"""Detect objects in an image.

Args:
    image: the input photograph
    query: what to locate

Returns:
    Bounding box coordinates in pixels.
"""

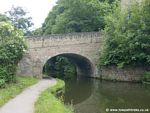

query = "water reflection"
[96,80,150,113]
[64,78,150,113]
[64,78,93,104]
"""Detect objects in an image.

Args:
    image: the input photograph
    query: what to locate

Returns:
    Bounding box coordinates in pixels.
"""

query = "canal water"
[64,78,150,113]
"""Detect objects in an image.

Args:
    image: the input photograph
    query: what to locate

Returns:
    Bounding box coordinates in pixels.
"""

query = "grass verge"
[35,79,74,113]
[0,76,38,107]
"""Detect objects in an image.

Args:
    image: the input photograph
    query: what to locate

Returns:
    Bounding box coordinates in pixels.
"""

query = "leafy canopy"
[34,0,115,35]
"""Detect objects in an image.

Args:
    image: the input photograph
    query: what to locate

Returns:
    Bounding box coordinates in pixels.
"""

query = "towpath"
[0,78,56,113]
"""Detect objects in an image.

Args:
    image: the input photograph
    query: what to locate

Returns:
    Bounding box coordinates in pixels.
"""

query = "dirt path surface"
[0,78,56,113]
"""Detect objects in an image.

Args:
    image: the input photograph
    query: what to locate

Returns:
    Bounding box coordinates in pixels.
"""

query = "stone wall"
[27,32,101,49]
[97,66,150,82]
[17,53,33,76]
[26,32,102,65]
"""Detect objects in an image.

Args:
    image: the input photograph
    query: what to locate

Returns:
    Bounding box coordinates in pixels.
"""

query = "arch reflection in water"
[64,78,93,105]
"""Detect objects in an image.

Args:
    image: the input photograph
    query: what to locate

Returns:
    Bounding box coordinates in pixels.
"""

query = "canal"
[64,78,150,113]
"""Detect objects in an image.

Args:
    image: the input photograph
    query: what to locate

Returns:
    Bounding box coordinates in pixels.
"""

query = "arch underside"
[44,53,94,77]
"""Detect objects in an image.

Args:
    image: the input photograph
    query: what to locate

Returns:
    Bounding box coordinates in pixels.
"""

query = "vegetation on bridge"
[33,0,119,80]
[34,0,150,81]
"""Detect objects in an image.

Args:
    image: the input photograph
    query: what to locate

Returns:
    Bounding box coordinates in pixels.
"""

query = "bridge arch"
[17,32,102,78]
[43,53,94,77]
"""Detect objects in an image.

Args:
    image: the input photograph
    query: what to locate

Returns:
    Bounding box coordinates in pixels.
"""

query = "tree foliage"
[100,0,150,67]
[5,6,34,35]
[0,21,27,86]
[34,0,115,35]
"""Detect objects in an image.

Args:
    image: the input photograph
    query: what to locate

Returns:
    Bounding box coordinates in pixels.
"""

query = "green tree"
[100,0,150,67]
[32,27,43,36]
[37,0,115,35]
[5,6,34,35]
[0,21,26,86]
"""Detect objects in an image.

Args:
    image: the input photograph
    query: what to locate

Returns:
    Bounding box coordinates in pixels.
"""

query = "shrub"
[0,79,6,88]
[100,0,150,67]
[0,67,7,80]
[0,21,26,85]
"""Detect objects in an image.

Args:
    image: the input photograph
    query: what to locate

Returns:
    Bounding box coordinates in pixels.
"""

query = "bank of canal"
[64,78,150,113]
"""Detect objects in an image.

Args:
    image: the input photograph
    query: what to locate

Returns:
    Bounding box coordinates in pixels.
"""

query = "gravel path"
[0,78,56,113]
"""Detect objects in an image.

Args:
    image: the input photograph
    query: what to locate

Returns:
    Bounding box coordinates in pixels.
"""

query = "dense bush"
[100,0,150,68]
[0,21,26,86]
[0,79,6,88]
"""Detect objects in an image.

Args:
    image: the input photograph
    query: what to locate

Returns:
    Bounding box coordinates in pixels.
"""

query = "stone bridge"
[17,32,103,78]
